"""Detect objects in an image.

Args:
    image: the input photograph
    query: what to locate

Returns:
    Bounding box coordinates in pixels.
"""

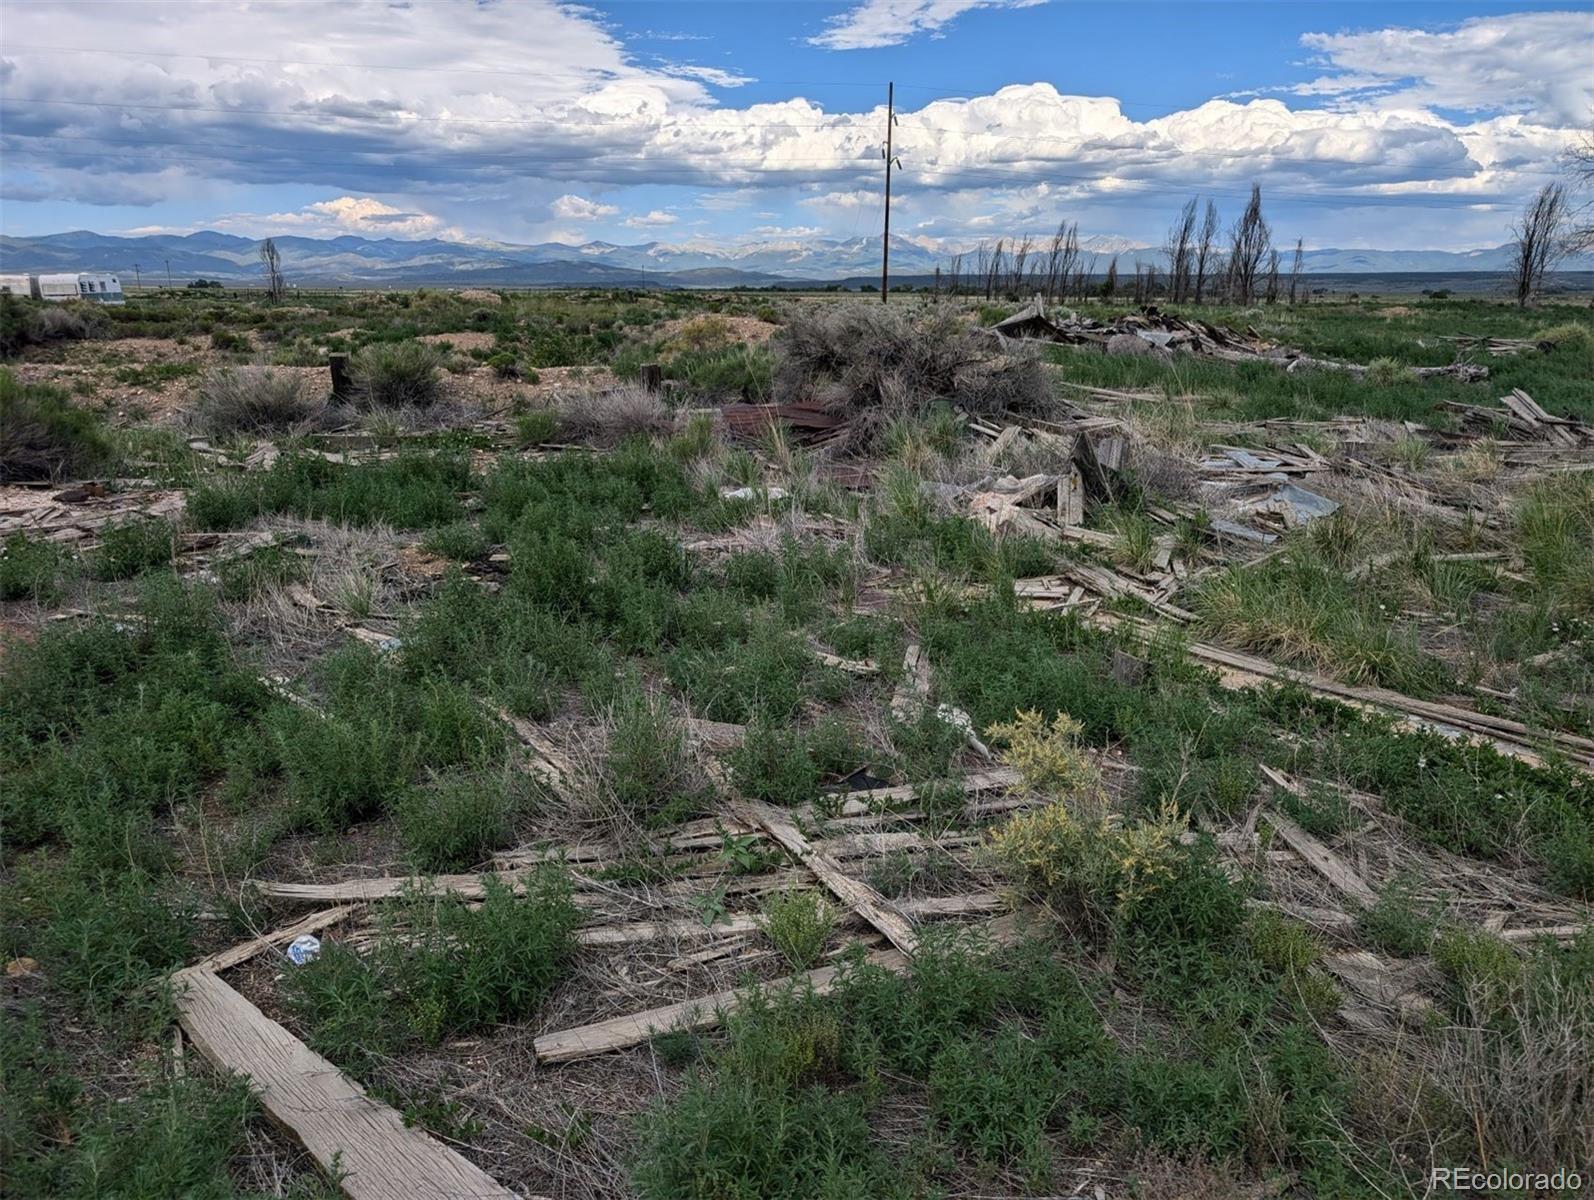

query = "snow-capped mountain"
[2,229,1587,286]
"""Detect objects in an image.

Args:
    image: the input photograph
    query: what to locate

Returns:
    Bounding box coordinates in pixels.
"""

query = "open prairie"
[3,282,1593,1198]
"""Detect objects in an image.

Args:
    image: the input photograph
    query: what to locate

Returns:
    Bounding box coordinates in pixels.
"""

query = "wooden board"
[190,905,361,975]
[729,797,919,955]
[534,948,909,1063]
[1260,810,1379,909]
[174,968,521,1200]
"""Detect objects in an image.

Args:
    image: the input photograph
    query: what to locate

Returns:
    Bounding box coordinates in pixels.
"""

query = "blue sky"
[1,1,1590,253]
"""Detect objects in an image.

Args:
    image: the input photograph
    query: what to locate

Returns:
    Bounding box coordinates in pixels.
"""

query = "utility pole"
[133,264,142,290]
[164,258,173,289]
[880,81,897,303]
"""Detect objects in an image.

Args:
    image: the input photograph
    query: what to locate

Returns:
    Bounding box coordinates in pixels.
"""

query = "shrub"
[0,532,68,603]
[396,769,523,872]
[1356,874,1444,956]
[209,327,252,352]
[214,541,303,600]
[514,408,560,446]
[775,303,1048,452]
[286,873,578,1070]
[760,891,837,969]
[351,340,444,409]
[988,800,1191,937]
[1537,321,1594,356]
[90,517,175,580]
[192,365,327,435]
[0,369,116,482]
[985,709,1100,797]
[1363,357,1411,386]
[556,384,673,447]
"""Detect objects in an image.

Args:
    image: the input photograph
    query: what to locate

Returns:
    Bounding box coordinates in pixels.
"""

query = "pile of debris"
[991,300,1490,382]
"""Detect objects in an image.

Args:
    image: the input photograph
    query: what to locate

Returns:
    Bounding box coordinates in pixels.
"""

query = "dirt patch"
[652,314,779,346]
[1375,305,1417,317]
[417,331,497,354]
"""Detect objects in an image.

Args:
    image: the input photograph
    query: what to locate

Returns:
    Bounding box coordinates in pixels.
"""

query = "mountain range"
[2,229,1589,288]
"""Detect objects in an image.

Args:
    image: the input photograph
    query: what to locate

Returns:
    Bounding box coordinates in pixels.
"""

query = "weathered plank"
[729,796,919,955]
[254,871,606,905]
[175,969,520,1200]
[535,947,909,1063]
[190,905,361,975]
[1260,809,1379,909]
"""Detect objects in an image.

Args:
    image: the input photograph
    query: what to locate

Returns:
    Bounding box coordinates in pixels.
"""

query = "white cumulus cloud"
[551,195,620,220]
[1294,11,1594,125]
[623,210,678,228]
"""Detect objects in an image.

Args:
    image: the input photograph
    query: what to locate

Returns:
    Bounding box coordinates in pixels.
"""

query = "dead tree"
[1102,255,1118,299]
[1194,200,1219,303]
[1165,198,1198,303]
[1009,235,1032,298]
[259,237,285,301]
[1263,249,1280,304]
[1227,184,1271,306]
[1563,131,1594,254]
[947,253,963,296]
[1511,182,1570,307]
[1287,239,1305,305]
[984,240,1004,301]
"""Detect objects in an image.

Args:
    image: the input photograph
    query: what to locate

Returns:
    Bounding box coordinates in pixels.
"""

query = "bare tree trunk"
[1102,254,1118,299]
[1009,235,1032,299]
[1194,199,1219,304]
[1263,249,1280,304]
[259,237,285,301]
[1512,183,1571,307]
[1227,184,1271,306]
[1287,238,1304,305]
[1165,197,1197,304]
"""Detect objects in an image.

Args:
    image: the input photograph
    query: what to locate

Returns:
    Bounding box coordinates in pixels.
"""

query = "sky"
[0,0,1590,254]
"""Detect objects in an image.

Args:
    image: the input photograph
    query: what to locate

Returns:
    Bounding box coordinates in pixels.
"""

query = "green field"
[3,287,1591,1199]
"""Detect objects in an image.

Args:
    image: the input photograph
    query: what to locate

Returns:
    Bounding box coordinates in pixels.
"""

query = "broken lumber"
[1259,808,1379,909]
[534,947,908,1063]
[189,905,361,975]
[174,968,521,1200]
[728,796,919,955]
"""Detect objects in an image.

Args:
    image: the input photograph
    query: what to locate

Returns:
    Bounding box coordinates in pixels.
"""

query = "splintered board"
[174,968,523,1200]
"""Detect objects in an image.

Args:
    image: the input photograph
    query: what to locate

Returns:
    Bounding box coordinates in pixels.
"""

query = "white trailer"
[33,272,126,305]
[0,274,37,298]
[77,272,126,305]
[37,273,84,302]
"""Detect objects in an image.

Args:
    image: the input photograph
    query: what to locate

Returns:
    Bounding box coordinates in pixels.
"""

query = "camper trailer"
[37,274,85,302]
[0,274,37,298]
[32,272,125,305]
[75,273,126,305]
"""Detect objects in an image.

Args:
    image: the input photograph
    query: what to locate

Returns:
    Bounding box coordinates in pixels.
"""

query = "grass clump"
[1516,471,1594,615]
[1196,548,1449,694]
[584,676,709,831]
[90,517,175,580]
[1355,874,1444,956]
[186,451,471,530]
[1,1011,275,1200]
[555,384,674,447]
[352,340,444,409]
[396,769,526,872]
[214,540,304,600]
[0,531,69,603]
[270,644,505,834]
[0,369,116,482]
[192,365,327,436]
[285,872,578,1072]
[759,891,837,969]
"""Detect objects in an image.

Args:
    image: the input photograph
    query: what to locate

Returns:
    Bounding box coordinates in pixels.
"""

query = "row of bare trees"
[940,220,1100,303]
[938,183,1309,308]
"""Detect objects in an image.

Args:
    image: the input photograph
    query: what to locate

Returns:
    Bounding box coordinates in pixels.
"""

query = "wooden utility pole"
[881,81,896,303]
[132,264,142,290]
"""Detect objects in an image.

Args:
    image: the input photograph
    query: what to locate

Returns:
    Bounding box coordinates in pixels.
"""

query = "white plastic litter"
[719,486,789,502]
[286,934,322,966]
